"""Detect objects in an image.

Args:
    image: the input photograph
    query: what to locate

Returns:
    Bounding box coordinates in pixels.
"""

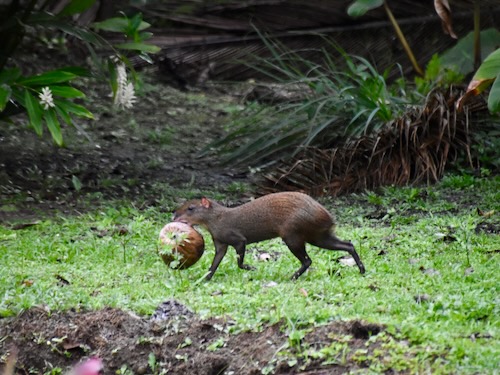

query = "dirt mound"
[0,303,401,375]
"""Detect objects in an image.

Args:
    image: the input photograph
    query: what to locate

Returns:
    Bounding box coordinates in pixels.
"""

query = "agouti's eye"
[187,205,195,212]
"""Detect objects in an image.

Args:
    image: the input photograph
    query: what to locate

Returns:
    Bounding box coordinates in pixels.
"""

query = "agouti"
[173,192,365,280]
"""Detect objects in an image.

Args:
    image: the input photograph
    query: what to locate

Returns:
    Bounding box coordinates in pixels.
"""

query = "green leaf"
[58,0,96,16]
[0,68,21,84]
[0,84,12,111]
[347,0,384,17]
[24,91,43,136]
[19,71,76,86]
[472,48,500,81]
[50,86,86,98]
[128,13,143,33]
[93,16,151,33]
[55,105,73,126]
[441,28,500,75]
[71,175,82,191]
[107,61,118,97]
[44,109,63,146]
[115,42,161,54]
[487,74,500,113]
[458,48,500,112]
[55,66,90,77]
[34,18,109,47]
[18,67,88,86]
[55,99,94,119]
[138,53,153,65]
[138,31,153,41]
[92,17,129,32]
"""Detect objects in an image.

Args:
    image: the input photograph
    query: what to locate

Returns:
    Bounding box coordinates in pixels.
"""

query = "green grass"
[1,174,499,373]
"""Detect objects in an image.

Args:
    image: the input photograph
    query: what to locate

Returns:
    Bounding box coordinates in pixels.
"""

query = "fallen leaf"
[62,340,87,351]
[414,294,432,303]
[22,279,34,287]
[477,208,495,218]
[299,288,308,297]
[457,78,495,111]
[338,256,357,267]
[258,253,272,261]
[263,281,278,288]
[420,267,441,276]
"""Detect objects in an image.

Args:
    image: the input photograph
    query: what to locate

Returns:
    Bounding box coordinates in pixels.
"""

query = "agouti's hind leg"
[283,236,312,280]
[311,234,366,274]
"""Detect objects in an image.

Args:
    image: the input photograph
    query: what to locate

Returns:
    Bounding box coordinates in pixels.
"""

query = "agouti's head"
[173,197,212,225]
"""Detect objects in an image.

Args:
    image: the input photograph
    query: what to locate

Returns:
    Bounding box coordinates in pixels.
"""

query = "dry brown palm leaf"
[260,89,487,196]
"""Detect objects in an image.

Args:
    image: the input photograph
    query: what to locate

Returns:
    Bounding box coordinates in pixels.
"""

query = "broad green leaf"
[115,42,161,54]
[0,68,21,84]
[472,48,500,81]
[55,99,94,119]
[0,84,12,111]
[50,86,86,98]
[44,109,63,146]
[347,0,384,17]
[487,74,500,113]
[24,91,43,136]
[58,0,96,17]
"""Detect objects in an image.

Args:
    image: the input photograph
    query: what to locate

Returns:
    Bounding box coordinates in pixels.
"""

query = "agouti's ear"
[201,197,211,208]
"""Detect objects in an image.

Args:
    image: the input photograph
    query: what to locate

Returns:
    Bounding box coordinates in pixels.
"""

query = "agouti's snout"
[173,192,365,280]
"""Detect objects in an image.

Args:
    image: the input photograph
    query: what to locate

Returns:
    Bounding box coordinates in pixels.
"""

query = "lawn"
[0,174,499,374]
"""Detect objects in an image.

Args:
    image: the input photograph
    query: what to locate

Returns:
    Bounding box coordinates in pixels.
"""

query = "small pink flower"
[73,357,103,375]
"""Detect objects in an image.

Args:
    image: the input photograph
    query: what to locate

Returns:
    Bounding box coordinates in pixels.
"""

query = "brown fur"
[174,192,365,280]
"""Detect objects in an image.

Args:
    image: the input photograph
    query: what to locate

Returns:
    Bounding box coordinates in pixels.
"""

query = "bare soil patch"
[0,302,403,375]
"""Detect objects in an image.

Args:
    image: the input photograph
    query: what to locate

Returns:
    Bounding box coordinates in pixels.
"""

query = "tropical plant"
[414,54,464,95]
[0,0,160,145]
[260,89,479,196]
[203,36,413,167]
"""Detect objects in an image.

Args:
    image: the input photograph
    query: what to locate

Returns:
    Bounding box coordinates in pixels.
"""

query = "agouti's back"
[221,192,334,243]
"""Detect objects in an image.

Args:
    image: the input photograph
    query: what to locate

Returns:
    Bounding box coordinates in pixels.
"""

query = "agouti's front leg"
[234,242,256,271]
[206,241,228,280]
